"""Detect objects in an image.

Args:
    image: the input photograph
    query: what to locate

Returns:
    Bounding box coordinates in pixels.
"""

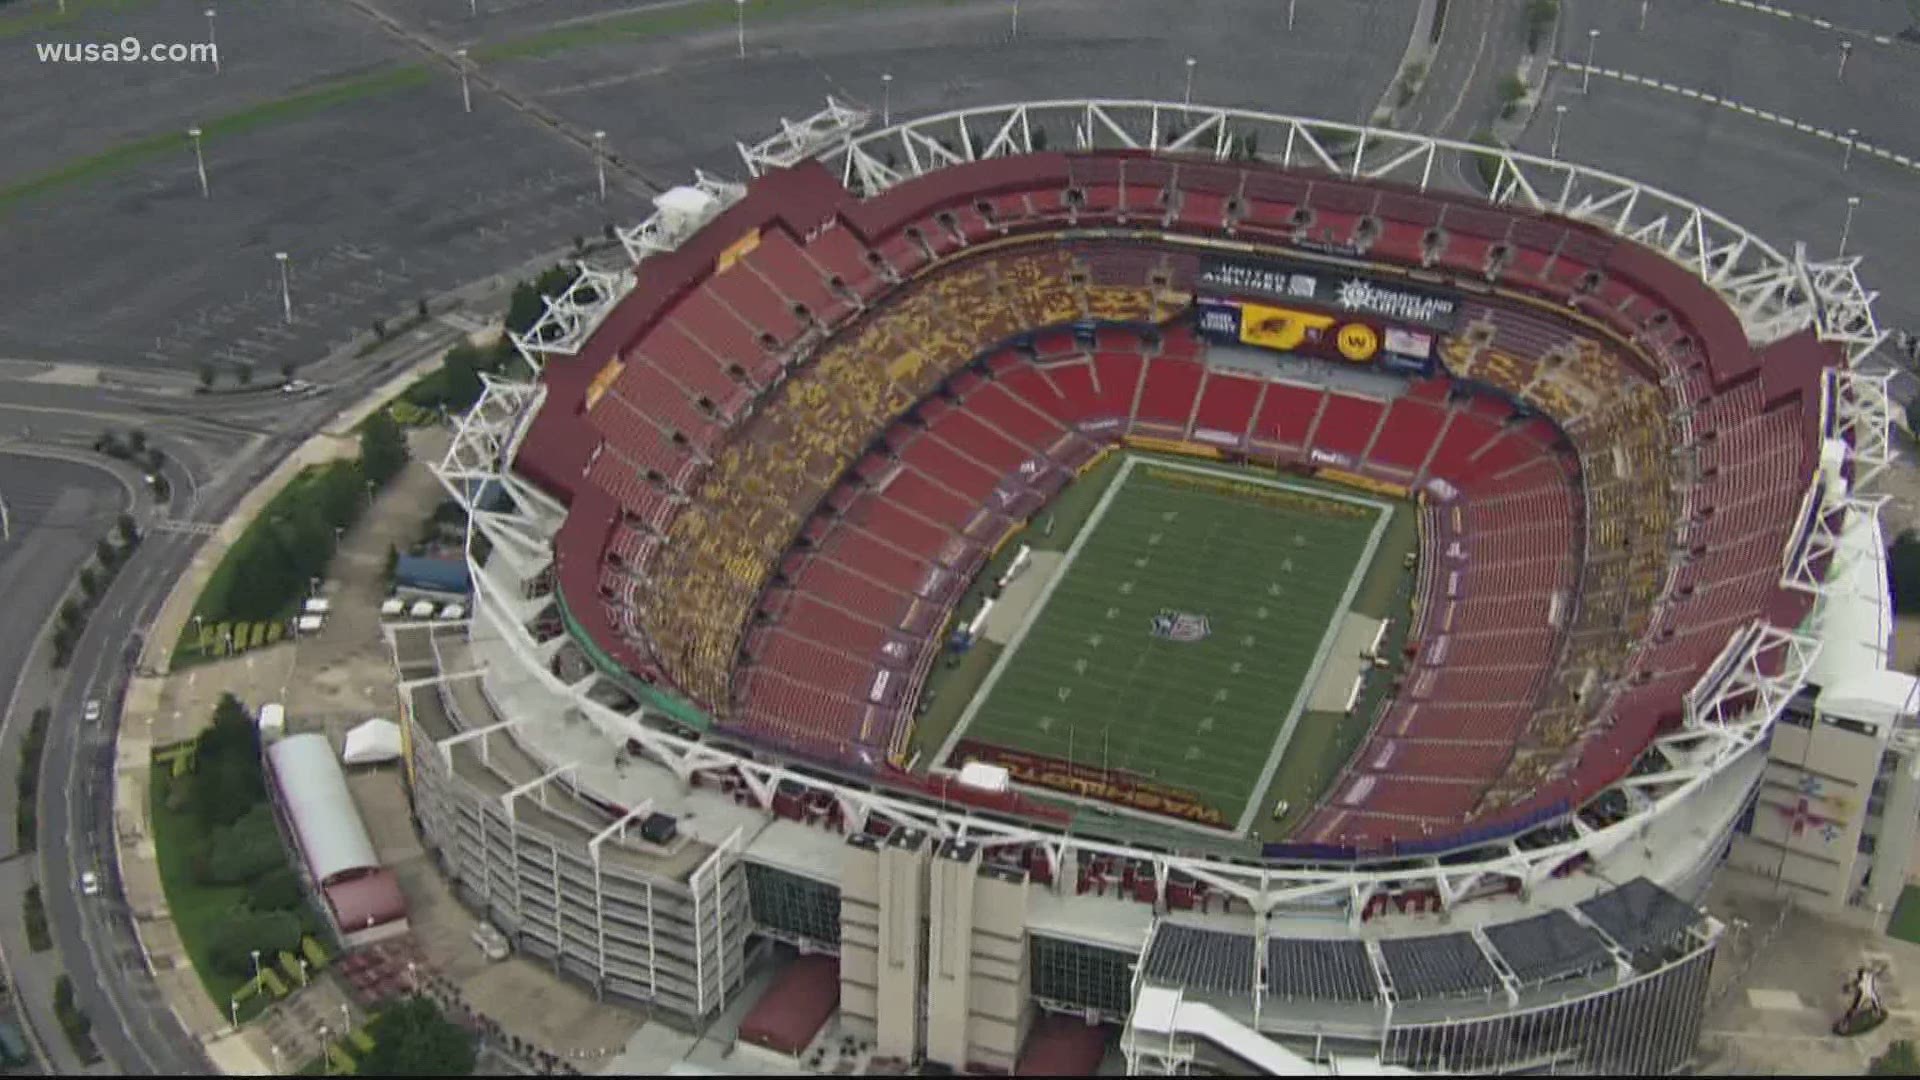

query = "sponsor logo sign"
[1200,258,1461,331]
[1384,326,1434,359]
[951,740,1229,827]
[1149,609,1212,643]
[1335,322,1379,362]
[1196,297,1243,339]
[1238,300,1338,352]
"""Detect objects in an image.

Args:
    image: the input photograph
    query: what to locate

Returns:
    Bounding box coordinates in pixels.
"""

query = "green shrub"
[207,911,303,978]
[247,866,306,914]
[199,805,285,886]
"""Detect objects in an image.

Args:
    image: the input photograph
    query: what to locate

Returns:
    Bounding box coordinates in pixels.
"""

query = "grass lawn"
[169,462,353,668]
[947,456,1389,829]
[1250,496,1421,841]
[1888,885,1920,946]
[909,450,1126,765]
[148,768,256,1012]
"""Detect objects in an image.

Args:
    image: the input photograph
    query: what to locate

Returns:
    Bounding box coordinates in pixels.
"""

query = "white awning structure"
[266,733,378,886]
[342,719,404,766]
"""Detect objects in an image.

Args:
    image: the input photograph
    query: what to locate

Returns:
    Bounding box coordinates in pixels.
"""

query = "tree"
[197,364,216,390]
[417,297,430,319]
[198,804,286,886]
[236,365,253,386]
[504,281,543,337]
[1892,531,1920,615]
[1904,393,1920,439]
[441,347,484,411]
[372,317,387,340]
[95,538,119,568]
[116,512,139,544]
[207,911,302,978]
[78,567,98,597]
[309,463,365,533]
[127,430,147,455]
[1872,1040,1920,1076]
[186,695,265,828]
[246,866,305,914]
[360,411,409,490]
[356,996,477,1077]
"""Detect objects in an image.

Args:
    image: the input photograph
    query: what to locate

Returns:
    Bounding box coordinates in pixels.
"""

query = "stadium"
[392,98,1900,1075]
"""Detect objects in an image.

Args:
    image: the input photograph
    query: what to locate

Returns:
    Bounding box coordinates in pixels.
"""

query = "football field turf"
[944,455,1389,833]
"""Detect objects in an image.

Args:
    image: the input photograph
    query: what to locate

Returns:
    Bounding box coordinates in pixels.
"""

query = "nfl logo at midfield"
[1149,609,1212,643]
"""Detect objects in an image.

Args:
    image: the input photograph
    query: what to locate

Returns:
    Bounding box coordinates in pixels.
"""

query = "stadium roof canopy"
[266,733,379,886]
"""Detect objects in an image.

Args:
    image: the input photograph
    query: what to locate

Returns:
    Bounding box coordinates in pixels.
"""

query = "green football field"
[943,456,1389,832]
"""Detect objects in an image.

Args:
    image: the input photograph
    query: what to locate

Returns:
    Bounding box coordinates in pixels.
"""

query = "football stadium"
[391,98,1906,1075]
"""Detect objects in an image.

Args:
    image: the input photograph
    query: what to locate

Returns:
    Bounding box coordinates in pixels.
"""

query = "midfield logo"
[1149,609,1212,643]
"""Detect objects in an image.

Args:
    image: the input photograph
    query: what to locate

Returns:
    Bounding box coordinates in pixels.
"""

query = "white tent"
[341,719,404,766]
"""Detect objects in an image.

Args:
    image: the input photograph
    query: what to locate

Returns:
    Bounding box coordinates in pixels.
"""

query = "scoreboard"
[1194,257,1460,376]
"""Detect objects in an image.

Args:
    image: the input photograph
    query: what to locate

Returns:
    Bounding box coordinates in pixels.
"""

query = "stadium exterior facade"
[391,101,1907,1074]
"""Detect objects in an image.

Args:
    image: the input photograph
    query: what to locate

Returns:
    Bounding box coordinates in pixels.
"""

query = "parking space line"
[1556,61,1920,175]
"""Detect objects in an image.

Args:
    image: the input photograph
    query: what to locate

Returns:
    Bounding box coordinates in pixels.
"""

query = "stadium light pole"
[1844,127,1858,171]
[1582,29,1598,94]
[205,8,219,74]
[187,127,209,198]
[275,251,292,324]
[1839,195,1860,257]
[1838,39,1853,81]
[881,72,893,127]
[1288,0,1297,32]
[1549,104,1566,160]
[1011,0,1018,38]
[735,0,745,59]
[1183,56,1196,109]
[1639,0,1649,32]
[594,130,607,201]
[456,47,472,113]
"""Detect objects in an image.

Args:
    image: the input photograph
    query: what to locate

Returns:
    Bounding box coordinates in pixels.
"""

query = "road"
[0,321,471,1073]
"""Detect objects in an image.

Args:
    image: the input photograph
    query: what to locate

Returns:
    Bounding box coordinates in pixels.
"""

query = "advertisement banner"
[1195,297,1243,341]
[1199,257,1462,331]
[949,739,1230,828]
[1238,300,1339,352]
[1384,326,1434,359]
